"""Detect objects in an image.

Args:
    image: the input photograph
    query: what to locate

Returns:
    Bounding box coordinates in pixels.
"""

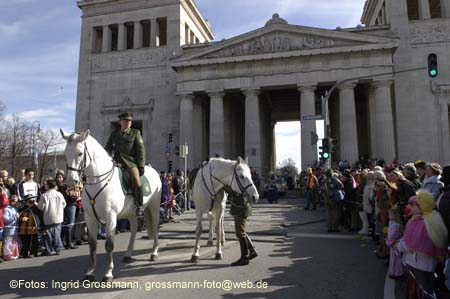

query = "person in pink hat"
[397,191,448,299]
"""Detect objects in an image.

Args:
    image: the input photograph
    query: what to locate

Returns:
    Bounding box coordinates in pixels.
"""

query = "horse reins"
[200,160,254,211]
[66,141,115,224]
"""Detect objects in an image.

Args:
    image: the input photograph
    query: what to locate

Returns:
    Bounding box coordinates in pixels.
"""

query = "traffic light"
[428,53,438,78]
[175,145,180,156]
[319,138,330,160]
[330,138,338,153]
[168,160,173,172]
[168,133,173,143]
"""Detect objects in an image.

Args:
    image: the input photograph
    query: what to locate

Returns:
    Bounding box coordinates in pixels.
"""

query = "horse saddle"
[118,168,151,197]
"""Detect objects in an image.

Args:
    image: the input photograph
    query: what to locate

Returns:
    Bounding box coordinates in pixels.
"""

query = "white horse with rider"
[60,129,162,282]
[189,157,259,262]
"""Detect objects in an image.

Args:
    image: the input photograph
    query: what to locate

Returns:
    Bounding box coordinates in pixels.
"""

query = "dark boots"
[246,235,258,260]
[231,237,250,266]
[65,228,78,249]
[134,188,144,217]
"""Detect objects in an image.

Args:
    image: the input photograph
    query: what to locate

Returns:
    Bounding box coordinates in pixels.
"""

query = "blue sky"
[0,0,367,168]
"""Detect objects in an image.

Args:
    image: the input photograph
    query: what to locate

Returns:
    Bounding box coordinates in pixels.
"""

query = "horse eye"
[78,153,83,157]
[240,175,245,179]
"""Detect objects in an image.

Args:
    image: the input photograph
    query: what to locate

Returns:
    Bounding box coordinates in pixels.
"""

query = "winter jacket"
[37,189,66,225]
[0,192,9,229]
[438,187,450,245]
[422,175,444,201]
[3,205,18,237]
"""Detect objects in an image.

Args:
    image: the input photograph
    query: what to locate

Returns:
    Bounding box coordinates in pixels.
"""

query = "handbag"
[333,189,345,201]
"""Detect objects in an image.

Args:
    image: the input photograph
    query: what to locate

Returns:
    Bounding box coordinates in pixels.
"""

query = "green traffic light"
[430,69,438,77]
[323,152,330,159]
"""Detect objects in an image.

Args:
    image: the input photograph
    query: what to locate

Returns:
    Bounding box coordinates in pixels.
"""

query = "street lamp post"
[29,121,41,171]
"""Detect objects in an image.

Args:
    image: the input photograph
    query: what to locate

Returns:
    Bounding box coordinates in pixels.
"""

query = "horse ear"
[82,129,91,141]
[237,156,243,164]
[60,129,70,140]
[245,157,249,164]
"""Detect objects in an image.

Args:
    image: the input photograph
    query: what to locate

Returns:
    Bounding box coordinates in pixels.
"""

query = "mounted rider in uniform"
[105,112,145,217]
[225,187,258,266]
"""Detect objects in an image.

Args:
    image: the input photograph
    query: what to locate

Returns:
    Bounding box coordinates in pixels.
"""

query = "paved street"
[0,192,387,299]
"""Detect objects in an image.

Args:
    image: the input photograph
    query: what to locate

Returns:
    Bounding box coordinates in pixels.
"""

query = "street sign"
[302,115,323,121]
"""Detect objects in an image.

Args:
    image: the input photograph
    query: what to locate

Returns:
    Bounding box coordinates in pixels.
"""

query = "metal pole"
[184,142,188,211]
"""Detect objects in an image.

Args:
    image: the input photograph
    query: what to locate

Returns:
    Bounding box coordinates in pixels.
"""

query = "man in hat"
[105,112,146,217]
[414,160,427,183]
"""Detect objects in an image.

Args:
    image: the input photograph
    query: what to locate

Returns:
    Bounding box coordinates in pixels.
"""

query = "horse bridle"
[204,161,254,199]
[65,141,116,225]
[65,142,114,186]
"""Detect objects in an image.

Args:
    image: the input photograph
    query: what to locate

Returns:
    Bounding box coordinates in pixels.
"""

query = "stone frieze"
[202,32,360,59]
[92,50,167,72]
[410,21,450,44]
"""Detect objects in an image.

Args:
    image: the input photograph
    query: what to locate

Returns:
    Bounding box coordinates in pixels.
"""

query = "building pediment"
[172,14,398,68]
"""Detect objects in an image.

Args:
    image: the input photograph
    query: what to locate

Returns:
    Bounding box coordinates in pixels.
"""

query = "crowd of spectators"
[304,159,450,298]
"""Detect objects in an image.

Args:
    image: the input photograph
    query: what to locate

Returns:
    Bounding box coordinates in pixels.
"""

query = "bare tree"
[7,114,31,179]
[36,129,64,181]
[277,158,299,178]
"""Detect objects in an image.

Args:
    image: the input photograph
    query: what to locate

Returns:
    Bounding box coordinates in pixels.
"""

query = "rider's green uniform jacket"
[226,187,252,218]
[105,128,145,169]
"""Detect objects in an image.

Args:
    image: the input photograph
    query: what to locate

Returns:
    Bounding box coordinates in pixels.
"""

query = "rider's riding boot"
[245,235,258,260]
[231,237,249,266]
[135,188,144,218]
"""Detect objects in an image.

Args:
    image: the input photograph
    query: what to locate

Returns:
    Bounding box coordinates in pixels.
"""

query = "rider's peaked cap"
[118,112,133,121]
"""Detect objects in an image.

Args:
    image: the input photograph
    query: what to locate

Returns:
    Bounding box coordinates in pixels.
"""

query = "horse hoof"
[215,253,223,260]
[150,254,159,262]
[102,276,113,283]
[190,255,199,263]
[122,256,133,263]
[83,275,95,282]
[206,241,214,247]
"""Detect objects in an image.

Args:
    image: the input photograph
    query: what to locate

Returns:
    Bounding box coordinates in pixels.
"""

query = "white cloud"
[275,122,301,169]
[15,108,61,120]
[0,21,21,36]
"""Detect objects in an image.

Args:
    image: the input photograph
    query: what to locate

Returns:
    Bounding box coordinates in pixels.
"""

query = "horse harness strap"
[200,160,254,211]
[200,162,217,211]
[85,183,109,225]
[68,142,116,225]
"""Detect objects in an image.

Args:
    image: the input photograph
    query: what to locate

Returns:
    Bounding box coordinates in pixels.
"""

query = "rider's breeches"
[234,216,248,238]
[129,167,141,189]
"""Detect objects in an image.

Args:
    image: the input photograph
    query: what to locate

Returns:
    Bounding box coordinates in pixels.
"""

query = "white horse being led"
[189,157,259,262]
[60,129,162,282]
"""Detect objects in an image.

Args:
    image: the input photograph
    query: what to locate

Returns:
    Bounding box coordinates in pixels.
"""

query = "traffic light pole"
[183,142,188,211]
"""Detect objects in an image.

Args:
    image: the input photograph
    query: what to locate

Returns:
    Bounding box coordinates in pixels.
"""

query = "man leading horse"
[105,112,145,217]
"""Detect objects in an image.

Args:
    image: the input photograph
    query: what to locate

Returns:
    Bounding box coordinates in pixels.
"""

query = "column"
[209,91,225,158]
[368,86,378,159]
[299,85,317,171]
[442,0,450,18]
[372,80,396,162]
[244,89,262,174]
[179,94,194,168]
[134,21,142,49]
[271,123,276,171]
[150,19,159,47]
[102,25,111,52]
[419,0,431,19]
[117,23,126,51]
[338,82,359,164]
[438,96,450,165]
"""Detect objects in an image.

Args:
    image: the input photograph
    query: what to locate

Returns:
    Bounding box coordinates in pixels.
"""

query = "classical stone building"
[75,0,450,175]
